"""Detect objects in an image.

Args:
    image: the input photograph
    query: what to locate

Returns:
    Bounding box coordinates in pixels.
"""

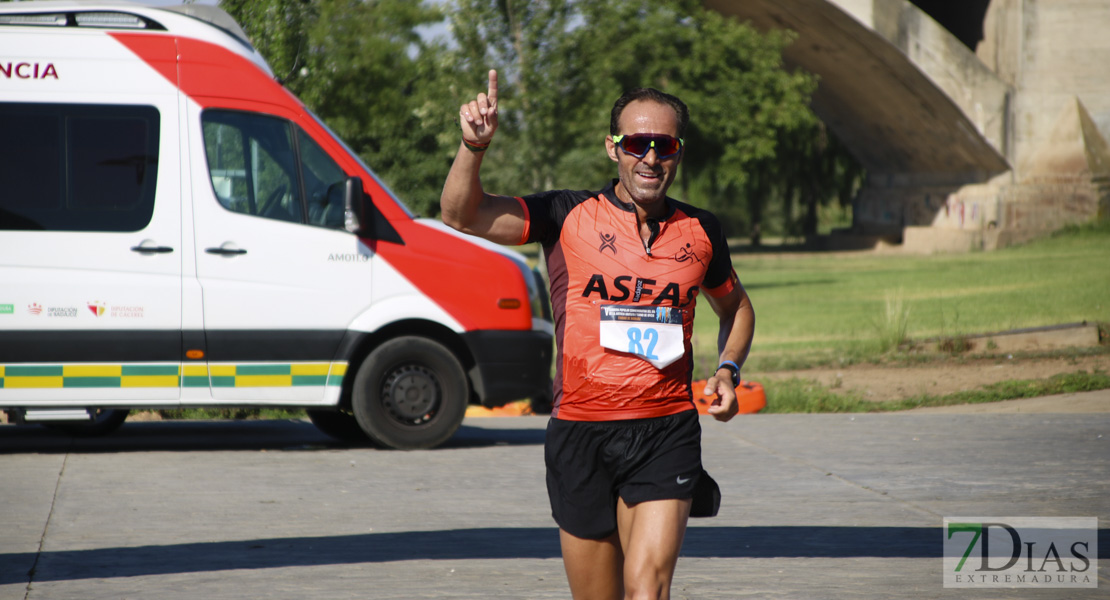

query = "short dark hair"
[609,88,689,137]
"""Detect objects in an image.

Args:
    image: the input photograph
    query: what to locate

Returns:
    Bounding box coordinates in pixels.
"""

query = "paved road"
[1,413,1106,599]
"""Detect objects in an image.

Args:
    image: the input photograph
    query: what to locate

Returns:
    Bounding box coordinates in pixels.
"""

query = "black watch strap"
[717,361,740,387]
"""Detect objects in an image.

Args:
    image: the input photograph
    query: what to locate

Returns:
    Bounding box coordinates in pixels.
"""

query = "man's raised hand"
[460,70,499,144]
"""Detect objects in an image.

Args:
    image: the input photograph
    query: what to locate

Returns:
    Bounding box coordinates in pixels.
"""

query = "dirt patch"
[760,354,1110,413]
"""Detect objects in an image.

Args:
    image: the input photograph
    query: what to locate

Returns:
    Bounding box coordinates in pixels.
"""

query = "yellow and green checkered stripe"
[0,363,348,389]
[205,363,348,388]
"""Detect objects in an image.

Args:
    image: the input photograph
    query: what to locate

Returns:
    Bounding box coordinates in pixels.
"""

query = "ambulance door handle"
[131,240,174,254]
[205,247,248,256]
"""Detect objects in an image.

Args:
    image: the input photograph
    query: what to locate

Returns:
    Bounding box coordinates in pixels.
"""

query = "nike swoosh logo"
[676,476,692,485]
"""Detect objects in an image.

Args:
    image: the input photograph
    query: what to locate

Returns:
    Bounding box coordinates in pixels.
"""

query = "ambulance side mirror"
[343,176,364,234]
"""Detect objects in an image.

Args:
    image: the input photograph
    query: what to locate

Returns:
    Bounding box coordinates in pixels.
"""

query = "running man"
[441,70,755,600]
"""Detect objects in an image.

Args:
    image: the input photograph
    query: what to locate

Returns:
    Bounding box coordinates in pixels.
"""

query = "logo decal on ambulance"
[88,302,107,317]
[47,307,79,318]
[27,303,42,316]
[328,253,369,262]
[0,62,58,80]
[110,305,144,318]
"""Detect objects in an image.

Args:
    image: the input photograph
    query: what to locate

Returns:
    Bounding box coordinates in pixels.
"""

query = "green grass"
[693,221,1110,374]
[154,408,306,420]
[762,370,1110,413]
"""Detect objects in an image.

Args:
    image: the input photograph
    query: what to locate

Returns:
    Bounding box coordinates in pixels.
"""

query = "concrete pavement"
[0,413,1106,599]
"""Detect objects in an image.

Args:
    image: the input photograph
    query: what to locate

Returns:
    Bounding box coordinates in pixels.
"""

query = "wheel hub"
[381,364,440,423]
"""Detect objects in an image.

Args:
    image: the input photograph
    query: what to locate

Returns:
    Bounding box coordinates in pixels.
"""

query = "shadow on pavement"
[0,419,545,454]
[448,423,545,448]
[14,526,1107,585]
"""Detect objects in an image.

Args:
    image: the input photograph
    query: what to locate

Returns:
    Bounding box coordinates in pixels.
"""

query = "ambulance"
[0,2,553,449]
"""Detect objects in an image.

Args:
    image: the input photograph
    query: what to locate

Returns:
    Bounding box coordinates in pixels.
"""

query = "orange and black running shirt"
[515,180,738,421]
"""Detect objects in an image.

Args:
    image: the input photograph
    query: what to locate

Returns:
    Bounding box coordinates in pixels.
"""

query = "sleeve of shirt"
[698,211,738,298]
[517,189,582,247]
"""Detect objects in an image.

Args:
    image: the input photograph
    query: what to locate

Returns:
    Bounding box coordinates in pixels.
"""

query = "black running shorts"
[544,409,706,540]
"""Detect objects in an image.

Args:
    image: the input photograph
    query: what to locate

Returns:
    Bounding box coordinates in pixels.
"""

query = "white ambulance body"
[0,2,553,449]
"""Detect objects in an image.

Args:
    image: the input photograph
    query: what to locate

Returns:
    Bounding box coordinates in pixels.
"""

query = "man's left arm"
[702,283,755,422]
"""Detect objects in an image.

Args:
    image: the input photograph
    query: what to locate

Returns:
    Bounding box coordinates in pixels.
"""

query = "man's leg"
[560,529,624,600]
[616,497,692,600]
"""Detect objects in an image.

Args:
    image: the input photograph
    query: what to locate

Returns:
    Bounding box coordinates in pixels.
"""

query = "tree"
[446,0,843,238]
[223,0,455,216]
[218,0,314,88]
[447,0,590,194]
[221,0,862,232]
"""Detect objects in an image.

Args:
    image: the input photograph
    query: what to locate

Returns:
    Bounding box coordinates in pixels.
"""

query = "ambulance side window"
[0,103,158,232]
[297,128,347,229]
[202,111,303,224]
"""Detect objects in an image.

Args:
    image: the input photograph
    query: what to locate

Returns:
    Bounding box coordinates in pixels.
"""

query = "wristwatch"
[716,360,740,388]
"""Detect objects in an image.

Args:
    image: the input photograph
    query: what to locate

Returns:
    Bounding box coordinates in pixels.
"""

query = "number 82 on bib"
[598,305,685,369]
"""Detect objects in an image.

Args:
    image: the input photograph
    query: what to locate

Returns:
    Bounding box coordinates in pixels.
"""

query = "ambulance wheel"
[306,409,369,443]
[45,409,130,437]
[351,336,468,450]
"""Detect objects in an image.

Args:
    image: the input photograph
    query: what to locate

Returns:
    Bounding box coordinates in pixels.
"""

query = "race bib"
[599,305,685,369]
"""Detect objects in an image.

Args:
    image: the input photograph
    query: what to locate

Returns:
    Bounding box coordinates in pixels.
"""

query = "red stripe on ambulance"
[108,32,528,332]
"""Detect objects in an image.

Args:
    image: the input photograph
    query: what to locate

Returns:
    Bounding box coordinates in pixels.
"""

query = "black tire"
[44,409,130,437]
[351,336,468,450]
[306,409,369,442]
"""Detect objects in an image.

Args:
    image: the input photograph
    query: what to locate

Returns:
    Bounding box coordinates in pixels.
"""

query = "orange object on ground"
[465,400,535,418]
[691,380,766,415]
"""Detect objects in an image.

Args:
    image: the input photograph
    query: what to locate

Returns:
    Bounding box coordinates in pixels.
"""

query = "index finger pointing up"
[487,69,498,106]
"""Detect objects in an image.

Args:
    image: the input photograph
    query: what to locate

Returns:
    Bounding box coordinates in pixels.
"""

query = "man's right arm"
[440,69,527,246]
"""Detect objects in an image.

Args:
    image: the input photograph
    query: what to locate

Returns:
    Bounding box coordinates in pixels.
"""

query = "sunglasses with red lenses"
[612,133,684,160]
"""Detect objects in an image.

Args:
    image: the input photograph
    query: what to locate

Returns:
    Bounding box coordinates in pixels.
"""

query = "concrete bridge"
[704,0,1110,251]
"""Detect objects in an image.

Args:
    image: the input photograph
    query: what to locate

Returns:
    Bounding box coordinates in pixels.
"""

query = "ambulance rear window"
[0,103,159,232]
